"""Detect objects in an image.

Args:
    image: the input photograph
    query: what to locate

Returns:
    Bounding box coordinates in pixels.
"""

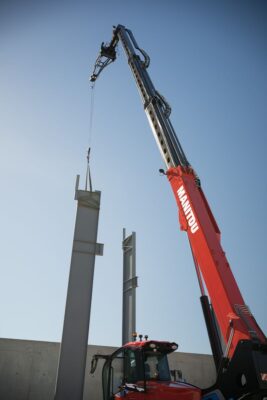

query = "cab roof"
[123,340,178,354]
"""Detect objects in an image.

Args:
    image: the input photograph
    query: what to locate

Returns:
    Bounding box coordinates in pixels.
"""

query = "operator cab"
[102,340,178,399]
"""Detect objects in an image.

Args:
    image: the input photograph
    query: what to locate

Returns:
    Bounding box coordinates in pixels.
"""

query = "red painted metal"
[122,340,178,353]
[114,381,201,399]
[167,166,266,358]
[111,340,201,399]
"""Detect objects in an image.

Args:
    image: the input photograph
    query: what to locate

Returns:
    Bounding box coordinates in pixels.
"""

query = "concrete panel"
[55,187,103,400]
[122,230,137,345]
[0,339,59,400]
[168,351,216,388]
[0,338,216,399]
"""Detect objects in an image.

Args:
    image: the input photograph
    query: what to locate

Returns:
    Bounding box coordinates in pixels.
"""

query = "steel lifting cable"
[85,82,95,191]
[88,81,95,144]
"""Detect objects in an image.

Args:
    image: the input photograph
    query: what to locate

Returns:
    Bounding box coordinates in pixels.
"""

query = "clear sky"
[0,0,266,355]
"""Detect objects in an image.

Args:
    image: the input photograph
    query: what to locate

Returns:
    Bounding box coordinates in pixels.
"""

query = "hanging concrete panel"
[55,176,103,400]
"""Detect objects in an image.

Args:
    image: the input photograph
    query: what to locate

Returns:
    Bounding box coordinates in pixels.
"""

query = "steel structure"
[122,229,137,345]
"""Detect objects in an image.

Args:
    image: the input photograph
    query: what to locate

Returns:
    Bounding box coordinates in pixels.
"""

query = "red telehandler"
[90,25,267,400]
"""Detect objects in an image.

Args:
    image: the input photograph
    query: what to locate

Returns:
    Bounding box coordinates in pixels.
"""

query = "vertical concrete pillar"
[122,229,138,345]
[55,176,103,400]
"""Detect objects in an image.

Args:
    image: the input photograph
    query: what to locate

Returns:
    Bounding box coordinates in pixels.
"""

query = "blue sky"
[0,1,266,355]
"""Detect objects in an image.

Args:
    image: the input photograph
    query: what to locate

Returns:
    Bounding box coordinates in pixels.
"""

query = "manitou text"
[177,185,199,234]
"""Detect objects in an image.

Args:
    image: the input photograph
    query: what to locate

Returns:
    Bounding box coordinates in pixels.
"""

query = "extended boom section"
[91,24,267,399]
[91,25,189,169]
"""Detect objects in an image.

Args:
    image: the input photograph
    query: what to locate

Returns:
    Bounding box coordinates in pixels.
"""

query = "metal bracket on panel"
[73,240,104,256]
[75,174,80,195]
[122,237,135,252]
[123,276,138,293]
[95,243,104,256]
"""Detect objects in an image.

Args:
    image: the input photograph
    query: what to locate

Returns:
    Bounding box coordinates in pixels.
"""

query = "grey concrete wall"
[168,350,216,388]
[0,338,216,399]
[0,339,59,400]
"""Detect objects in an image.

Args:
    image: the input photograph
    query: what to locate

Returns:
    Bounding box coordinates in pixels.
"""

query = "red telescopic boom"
[167,165,266,358]
[90,24,267,397]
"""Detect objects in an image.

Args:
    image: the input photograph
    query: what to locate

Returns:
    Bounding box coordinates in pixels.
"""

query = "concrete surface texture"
[55,187,103,399]
[0,338,216,399]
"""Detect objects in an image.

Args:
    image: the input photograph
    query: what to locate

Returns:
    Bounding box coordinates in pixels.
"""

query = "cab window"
[144,351,171,381]
[125,349,145,385]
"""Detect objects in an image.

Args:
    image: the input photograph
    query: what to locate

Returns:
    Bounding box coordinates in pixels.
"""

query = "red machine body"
[114,381,200,400]
[101,340,201,400]
[90,24,267,399]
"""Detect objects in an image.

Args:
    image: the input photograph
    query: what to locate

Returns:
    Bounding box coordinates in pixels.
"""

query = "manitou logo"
[177,185,199,234]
